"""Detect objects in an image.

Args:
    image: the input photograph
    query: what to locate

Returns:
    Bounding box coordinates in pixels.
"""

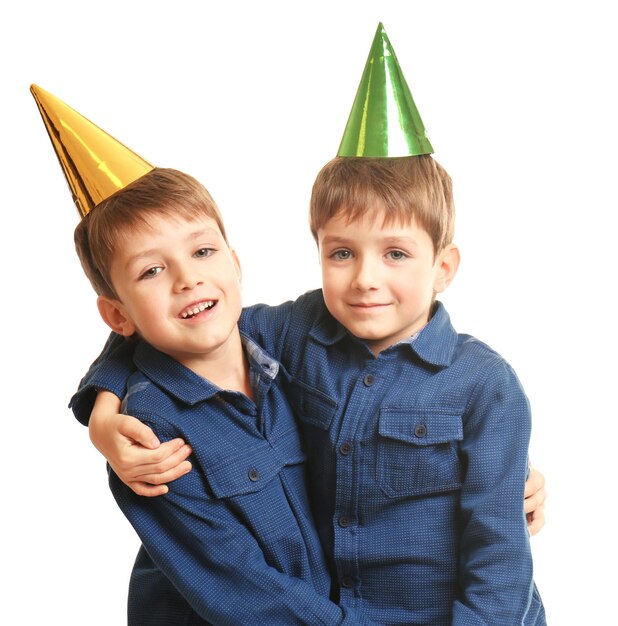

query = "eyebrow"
[321,235,420,247]
[186,227,220,241]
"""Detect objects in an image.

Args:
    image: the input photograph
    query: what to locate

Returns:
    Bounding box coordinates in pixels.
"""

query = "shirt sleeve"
[452,359,538,624]
[240,300,295,359]
[110,414,374,626]
[68,332,138,426]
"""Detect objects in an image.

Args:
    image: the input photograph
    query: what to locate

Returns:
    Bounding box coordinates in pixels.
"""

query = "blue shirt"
[77,335,366,625]
[239,291,546,625]
[72,291,546,625]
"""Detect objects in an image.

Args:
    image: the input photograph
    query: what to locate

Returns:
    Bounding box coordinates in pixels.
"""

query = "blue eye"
[194,248,215,258]
[332,249,352,260]
[387,250,408,261]
[140,266,163,280]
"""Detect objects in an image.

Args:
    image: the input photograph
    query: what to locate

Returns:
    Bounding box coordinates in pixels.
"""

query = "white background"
[2,1,616,623]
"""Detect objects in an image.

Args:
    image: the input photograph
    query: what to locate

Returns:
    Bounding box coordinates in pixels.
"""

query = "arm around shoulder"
[69,331,137,425]
[89,390,192,497]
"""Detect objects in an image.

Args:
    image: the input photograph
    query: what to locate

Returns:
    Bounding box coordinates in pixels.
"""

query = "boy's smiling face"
[318,209,459,356]
[98,214,243,371]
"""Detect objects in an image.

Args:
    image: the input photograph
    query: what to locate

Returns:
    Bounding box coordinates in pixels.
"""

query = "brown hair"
[309,155,455,254]
[74,168,226,297]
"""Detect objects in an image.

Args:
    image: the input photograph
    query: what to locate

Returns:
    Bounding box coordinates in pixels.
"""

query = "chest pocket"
[377,407,464,498]
[200,428,306,499]
[286,378,338,431]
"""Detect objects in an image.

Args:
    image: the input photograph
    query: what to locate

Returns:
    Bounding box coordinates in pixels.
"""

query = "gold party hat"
[337,23,433,158]
[31,84,154,218]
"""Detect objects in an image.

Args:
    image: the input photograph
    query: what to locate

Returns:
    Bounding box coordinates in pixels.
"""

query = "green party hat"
[337,23,433,158]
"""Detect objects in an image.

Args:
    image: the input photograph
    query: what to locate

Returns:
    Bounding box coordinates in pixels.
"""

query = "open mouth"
[179,300,216,319]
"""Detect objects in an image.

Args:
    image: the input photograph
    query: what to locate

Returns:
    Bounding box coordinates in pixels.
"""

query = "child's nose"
[351,258,380,291]
[174,268,203,292]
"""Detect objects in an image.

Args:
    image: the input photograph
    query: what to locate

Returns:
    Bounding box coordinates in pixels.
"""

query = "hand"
[89,391,192,496]
[524,462,546,536]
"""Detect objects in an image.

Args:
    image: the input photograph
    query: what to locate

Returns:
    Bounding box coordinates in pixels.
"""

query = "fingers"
[110,440,192,486]
[128,481,170,497]
[527,504,545,536]
[114,440,191,472]
[131,460,193,487]
[118,414,161,449]
[524,466,545,498]
[524,463,547,536]
[523,484,546,514]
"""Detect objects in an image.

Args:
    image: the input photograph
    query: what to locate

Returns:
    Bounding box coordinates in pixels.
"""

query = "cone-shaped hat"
[337,23,433,158]
[31,84,154,218]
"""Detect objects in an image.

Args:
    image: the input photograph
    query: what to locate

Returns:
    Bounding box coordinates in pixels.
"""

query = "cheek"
[320,278,341,314]
[321,272,345,300]
[130,289,165,318]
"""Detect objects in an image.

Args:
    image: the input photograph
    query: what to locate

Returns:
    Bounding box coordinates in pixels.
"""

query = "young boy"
[68,24,547,624]
[33,85,371,625]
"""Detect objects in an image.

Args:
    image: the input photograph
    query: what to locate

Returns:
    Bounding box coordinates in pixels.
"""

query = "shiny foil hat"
[337,23,434,158]
[31,84,154,218]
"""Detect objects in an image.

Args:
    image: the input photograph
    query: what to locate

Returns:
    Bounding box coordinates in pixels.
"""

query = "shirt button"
[414,424,427,438]
[363,374,375,387]
[338,516,352,528]
[248,468,260,482]
[339,442,352,455]
[341,576,353,589]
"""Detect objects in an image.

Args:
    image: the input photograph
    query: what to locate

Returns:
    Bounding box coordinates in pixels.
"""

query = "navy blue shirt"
[75,335,366,625]
[72,291,546,625]
[239,291,546,625]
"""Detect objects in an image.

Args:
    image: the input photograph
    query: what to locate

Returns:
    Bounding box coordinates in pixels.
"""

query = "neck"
[180,331,253,399]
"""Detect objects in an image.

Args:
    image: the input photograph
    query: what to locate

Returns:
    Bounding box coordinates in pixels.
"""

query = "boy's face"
[99,214,243,370]
[317,210,459,356]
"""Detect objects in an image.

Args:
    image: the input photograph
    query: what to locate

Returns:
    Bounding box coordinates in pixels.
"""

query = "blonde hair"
[74,168,226,297]
[309,155,455,254]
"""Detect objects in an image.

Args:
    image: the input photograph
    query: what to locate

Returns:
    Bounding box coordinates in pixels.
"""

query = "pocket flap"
[379,407,463,446]
[201,429,305,498]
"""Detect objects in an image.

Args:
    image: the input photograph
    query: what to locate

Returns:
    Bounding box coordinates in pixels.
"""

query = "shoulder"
[431,306,528,402]
[123,370,182,437]
[241,289,326,322]
[454,331,518,375]
[455,333,508,367]
[451,336,531,430]
[239,289,328,354]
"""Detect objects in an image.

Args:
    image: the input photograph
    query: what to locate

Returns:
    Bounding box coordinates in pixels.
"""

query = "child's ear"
[434,243,460,294]
[230,248,242,283]
[97,296,137,336]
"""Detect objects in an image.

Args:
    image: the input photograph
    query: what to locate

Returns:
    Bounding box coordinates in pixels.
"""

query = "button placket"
[334,366,377,599]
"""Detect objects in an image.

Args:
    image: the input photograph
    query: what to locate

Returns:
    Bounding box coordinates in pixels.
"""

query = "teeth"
[181,301,214,318]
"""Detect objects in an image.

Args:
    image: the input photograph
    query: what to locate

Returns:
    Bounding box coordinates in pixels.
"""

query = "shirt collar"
[308,298,349,346]
[133,335,280,406]
[308,299,458,368]
[406,301,458,367]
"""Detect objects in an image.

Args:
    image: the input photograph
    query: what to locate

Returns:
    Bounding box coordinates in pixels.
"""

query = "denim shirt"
[239,290,546,625]
[76,335,367,626]
[71,292,545,625]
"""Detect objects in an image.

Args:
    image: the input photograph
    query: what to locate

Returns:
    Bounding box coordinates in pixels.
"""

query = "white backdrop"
[2,1,616,623]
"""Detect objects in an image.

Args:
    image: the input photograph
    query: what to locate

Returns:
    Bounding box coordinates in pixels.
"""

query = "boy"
[69,24,547,623]
[33,85,370,625]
